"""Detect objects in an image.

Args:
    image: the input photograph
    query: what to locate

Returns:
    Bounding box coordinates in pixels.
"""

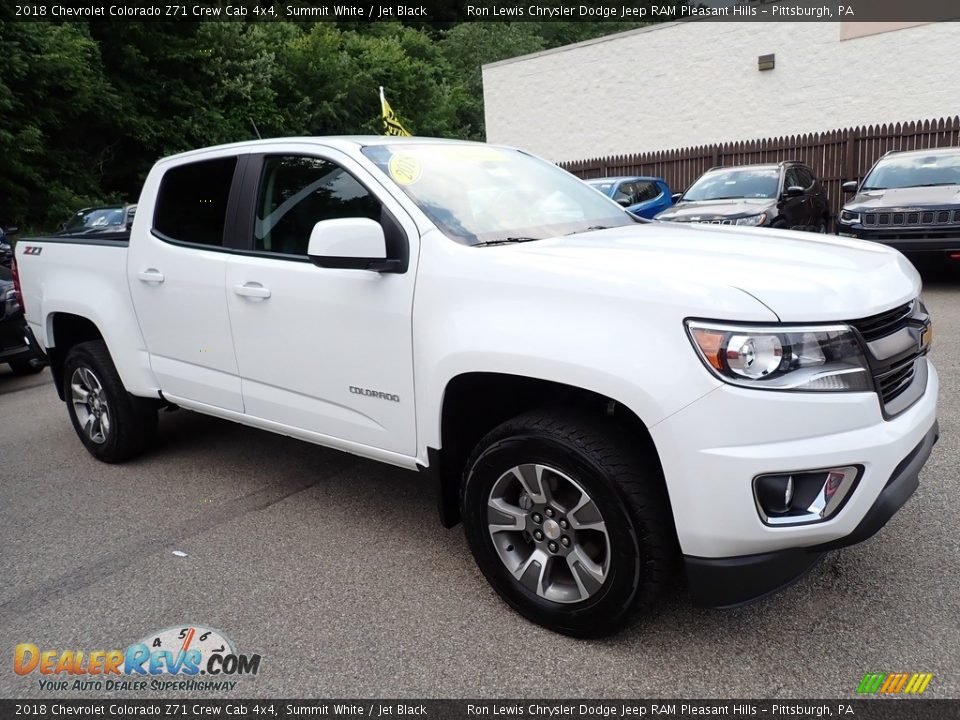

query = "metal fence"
[560,116,960,218]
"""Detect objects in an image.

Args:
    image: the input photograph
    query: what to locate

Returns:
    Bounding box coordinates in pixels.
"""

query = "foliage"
[0,20,648,230]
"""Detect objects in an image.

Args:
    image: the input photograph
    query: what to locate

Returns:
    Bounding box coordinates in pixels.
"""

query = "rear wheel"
[63,340,157,463]
[461,410,677,637]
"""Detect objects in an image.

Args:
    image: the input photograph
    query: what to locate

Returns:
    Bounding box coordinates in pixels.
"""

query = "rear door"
[127,155,245,411]
[223,149,419,455]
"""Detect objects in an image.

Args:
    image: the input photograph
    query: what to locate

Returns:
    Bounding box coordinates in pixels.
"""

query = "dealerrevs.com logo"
[14,625,262,693]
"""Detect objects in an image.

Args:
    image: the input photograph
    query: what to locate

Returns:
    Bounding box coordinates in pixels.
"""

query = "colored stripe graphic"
[858,672,932,695]
[857,673,886,694]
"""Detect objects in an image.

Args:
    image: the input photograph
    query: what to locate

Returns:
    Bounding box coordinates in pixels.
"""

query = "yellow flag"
[380,86,412,137]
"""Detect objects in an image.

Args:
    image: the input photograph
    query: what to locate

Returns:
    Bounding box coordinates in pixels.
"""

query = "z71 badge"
[21,246,42,255]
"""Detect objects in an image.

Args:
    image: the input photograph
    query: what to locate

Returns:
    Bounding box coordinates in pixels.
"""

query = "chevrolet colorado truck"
[14,138,939,636]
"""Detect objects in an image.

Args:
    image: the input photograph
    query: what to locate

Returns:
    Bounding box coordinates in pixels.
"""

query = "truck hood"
[499,223,920,322]
[845,184,960,211]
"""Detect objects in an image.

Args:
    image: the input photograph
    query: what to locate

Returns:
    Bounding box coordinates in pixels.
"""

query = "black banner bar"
[5,0,960,23]
[2,700,960,720]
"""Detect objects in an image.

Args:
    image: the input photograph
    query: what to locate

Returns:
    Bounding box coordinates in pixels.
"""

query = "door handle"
[137,269,165,284]
[233,283,271,299]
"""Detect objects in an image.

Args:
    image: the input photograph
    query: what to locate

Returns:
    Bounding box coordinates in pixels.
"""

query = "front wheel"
[63,340,157,463]
[461,411,677,637]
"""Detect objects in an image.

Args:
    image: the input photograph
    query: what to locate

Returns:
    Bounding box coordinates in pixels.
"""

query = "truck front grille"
[847,299,928,416]
[847,302,913,342]
[875,357,918,405]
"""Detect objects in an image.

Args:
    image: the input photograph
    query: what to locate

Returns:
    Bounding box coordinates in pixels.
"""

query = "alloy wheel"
[70,367,111,444]
[486,463,611,603]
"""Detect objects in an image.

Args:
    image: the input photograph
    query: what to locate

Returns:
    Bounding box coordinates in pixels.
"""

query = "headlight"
[686,321,873,392]
[735,213,767,226]
[838,210,861,224]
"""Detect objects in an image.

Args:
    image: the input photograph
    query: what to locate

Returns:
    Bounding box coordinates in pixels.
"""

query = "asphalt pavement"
[1,265,958,699]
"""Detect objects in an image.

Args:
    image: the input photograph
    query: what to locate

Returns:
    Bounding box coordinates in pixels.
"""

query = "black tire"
[461,410,677,637]
[63,340,157,463]
[8,358,45,375]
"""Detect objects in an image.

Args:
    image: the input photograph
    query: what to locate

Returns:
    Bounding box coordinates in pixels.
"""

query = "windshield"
[586,180,615,195]
[862,152,960,190]
[362,144,635,245]
[682,168,779,201]
[64,207,125,231]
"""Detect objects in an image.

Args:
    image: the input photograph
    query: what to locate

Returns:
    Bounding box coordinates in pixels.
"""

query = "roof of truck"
[159,136,493,164]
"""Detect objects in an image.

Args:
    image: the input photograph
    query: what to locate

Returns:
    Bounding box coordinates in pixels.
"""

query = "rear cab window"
[153,157,238,247]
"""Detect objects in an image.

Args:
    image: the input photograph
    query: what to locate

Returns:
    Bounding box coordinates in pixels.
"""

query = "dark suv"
[837,147,960,259]
[655,161,831,232]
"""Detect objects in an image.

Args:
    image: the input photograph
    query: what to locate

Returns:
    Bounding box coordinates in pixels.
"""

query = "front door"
[127,155,244,412]
[224,150,418,455]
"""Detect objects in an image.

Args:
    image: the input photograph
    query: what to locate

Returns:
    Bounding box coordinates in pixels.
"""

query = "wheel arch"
[428,372,666,529]
[46,313,106,400]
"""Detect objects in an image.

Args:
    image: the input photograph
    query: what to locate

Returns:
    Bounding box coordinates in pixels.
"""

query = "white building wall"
[482,21,960,162]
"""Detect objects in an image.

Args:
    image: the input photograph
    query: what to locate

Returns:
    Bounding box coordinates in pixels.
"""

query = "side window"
[797,167,816,188]
[154,157,237,246]
[634,181,662,203]
[784,167,803,190]
[255,156,382,256]
[613,181,637,204]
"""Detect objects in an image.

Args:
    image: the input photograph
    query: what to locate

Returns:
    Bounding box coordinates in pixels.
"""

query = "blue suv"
[585,176,673,219]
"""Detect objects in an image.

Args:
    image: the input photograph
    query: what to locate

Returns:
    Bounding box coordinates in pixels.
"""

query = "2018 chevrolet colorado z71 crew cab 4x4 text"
[14,138,939,636]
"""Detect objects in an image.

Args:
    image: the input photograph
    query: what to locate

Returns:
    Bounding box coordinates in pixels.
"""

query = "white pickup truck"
[15,137,939,636]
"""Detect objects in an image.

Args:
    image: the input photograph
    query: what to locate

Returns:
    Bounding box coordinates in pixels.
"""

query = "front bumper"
[649,357,939,607]
[684,420,938,608]
[836,225,960,255]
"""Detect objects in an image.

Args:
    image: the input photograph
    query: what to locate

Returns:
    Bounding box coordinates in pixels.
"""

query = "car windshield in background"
[862,152,960,190]
[586,180,615,194]
[681,168,779,201]
[362,144,634,245]
[64,207,125,231]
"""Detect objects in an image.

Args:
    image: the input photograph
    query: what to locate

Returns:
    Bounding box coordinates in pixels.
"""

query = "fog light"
[753,466,861,526]
[755,474,794,515]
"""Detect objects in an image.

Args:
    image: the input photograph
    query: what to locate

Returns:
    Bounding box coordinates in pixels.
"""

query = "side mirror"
[783,185,806,198]
[615,197,632,207]
[842,180,859,194]
[6,227,19,235]
[671,192,683,203]
[307,218,400,273]
[59,222,67,231]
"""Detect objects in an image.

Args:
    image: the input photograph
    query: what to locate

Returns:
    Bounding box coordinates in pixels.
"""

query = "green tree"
[0,22,118,228]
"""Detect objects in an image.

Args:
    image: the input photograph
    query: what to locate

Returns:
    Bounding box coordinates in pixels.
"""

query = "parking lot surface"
[1,266,958,699]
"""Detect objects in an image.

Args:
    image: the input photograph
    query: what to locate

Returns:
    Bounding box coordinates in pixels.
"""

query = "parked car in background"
[0,227,15,268]
[655,161,831,232]
[585,176,673,219]
[837,147,960,261]
[1,264,45,375]
[56,204,136,237]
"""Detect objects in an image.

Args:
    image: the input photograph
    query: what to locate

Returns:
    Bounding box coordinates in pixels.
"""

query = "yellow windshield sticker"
[388,153,423,185]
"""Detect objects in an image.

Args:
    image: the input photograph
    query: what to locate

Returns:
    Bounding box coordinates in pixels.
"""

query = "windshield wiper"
[473,237,540,247]
[566,225,612,235]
